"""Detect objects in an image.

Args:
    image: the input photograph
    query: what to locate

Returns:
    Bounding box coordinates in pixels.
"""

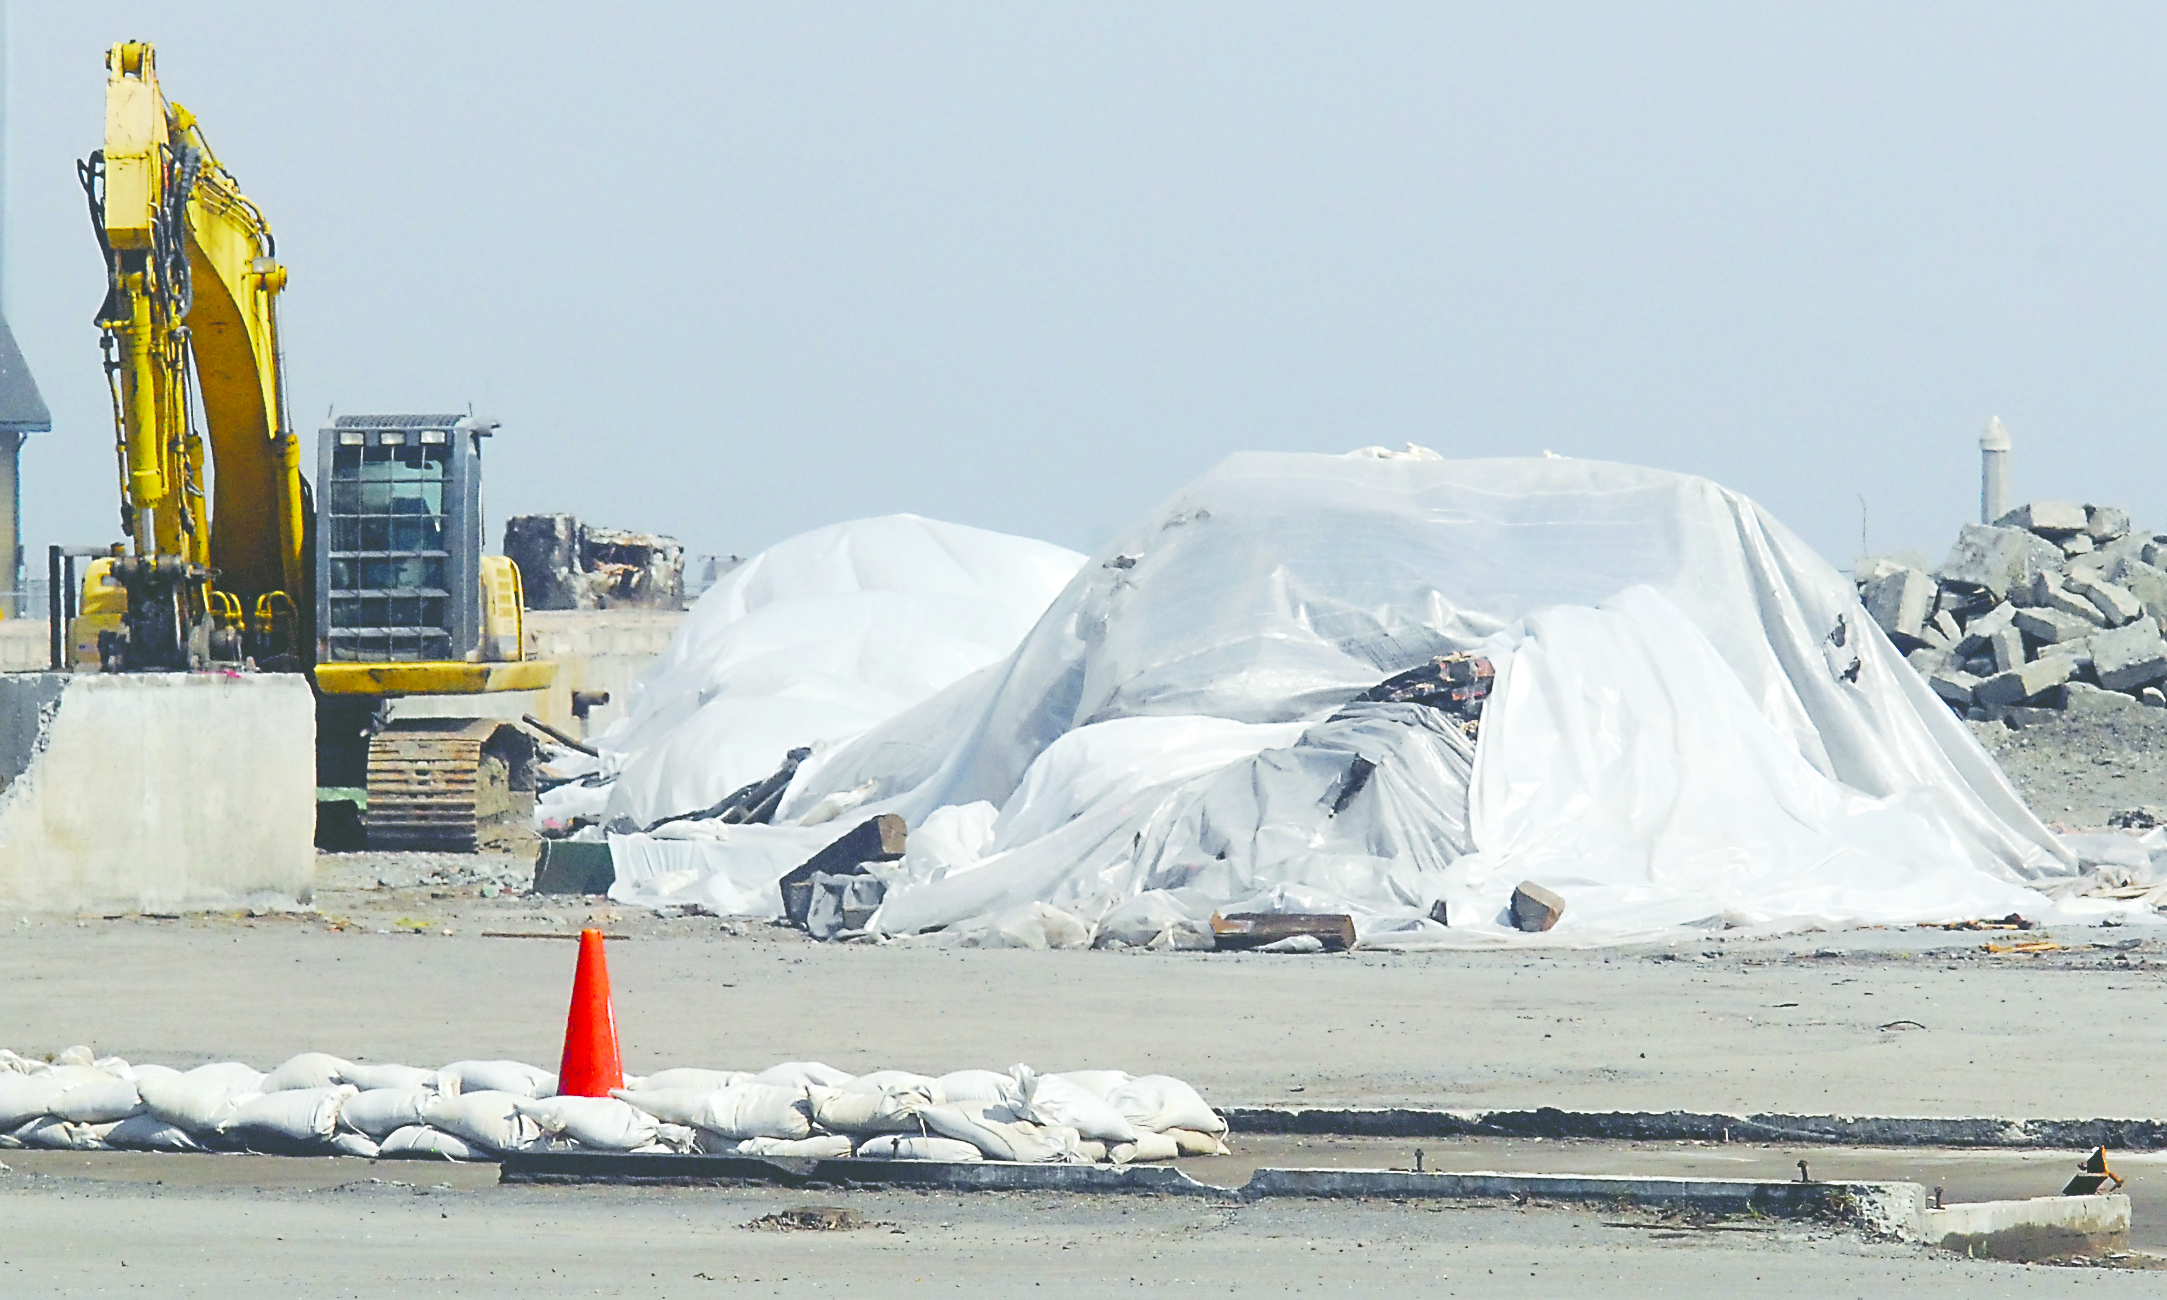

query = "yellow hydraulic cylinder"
[117,273,165,547]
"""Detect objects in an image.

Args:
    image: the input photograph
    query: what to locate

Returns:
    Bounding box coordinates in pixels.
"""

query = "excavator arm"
[84,40,306,667]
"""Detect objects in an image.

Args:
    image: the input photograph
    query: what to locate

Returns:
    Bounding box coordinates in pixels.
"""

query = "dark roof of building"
[0,308,50,434]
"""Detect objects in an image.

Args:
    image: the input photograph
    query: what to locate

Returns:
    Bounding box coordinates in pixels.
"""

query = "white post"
[1980,416,2011,525]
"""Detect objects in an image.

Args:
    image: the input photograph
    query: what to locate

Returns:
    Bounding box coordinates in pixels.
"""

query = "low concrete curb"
[1925,1193,2131,1260]
[498,1152,1920,1238]
[1225,1106,2167,1149]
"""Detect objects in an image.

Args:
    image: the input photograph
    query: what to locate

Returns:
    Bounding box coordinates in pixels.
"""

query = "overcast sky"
[9,3,2167,573]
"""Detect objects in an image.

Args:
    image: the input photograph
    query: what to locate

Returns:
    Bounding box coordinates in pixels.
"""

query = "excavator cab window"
[316,414,490,664]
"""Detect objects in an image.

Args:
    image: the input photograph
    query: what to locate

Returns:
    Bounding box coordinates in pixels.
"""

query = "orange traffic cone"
[558,928,624,1096]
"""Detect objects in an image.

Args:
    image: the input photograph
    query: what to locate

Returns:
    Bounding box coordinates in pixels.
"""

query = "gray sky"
[10,3,2167,572]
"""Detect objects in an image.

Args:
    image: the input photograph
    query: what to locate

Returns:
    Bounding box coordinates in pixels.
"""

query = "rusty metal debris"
[1356,652,1494,737]
[1922,913,2036,931]
[1209,912,1356,952]
[2062,1147,2124,1197]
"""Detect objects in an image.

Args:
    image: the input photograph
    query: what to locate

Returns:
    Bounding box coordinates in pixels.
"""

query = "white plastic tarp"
[537,514,1083,836]
[608,451,2115,943]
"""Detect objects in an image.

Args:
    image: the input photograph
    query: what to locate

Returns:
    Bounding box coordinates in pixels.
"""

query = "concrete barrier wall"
[0,620,48,672]
[523,609,684,739]
[0,672,314,913]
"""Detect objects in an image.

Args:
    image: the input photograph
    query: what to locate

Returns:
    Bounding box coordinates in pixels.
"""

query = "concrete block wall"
[0,672,314,914]
[522,609,686,739]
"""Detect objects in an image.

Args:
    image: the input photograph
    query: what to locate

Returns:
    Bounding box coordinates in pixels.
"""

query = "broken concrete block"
[1975,656,2074,706]
[1862,567,1934,640]
[1953,602,2016,655]
[2035,636,2091,673]
[2088,505,2131,542]
[1907,646,1951,676]
[1996,501,2090,535]
[2144,539,2167,568]
[1990,626,2026,674]
[778,814,909,928]
[1962,652,1996,676]
[2014,607,2097,646]
[2028,575,2107,625]
[1938,525,2066,600]
[1852,555,1910,585]
[2062,681,2147,721]
[1928,667,1981,706]
[2061,532,2096,557]
[2108,557,2167,623]
[2145,687,2167,708]
[2066,572,2143,626]
[1510,881,1566,933]
[2092,620,2167,692]
[1927,609,1961,645]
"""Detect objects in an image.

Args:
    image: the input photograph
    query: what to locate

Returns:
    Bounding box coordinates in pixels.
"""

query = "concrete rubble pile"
[0,1047,1226,1166]
[1858,500,2167,722]
[504,513,686,611]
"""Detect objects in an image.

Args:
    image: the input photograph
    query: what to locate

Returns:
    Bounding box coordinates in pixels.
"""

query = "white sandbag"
[339,1062,439,1092]
[516,1096,659,1153]
[330,1131,382,1158]
[932,1070,1020,1106]
[54,1046,95,1067]
[910,1101,1084,1163]
[51,1077,143,1124]
[92,1056,133,1077]
[640,1068,751,1092]
[227,1085,355,1144]
[338,1087,434,1139]
[377,1125,477,1160]
[1105,1076,1225,1135]
[11,1116,117,1150]
[0,1048,33,1073]
[608,1087,711,1128]
[1019,1069,1136,1144]
[1166,1128,1230,1156]
[705,1133,855,1158]
[261,1053,351,1092]
[1110,1132,1182,1164]
[853,1134,984,1162]
[751,1062,853,1088]
[842,1070,937,1094]
[1051,1071,1132,1099]
[104,1114,206,1152]
[438,1060,556,1099]
[419,1091,543,1153]
[1075,1139,1108,1163]
[30,1064,117,1089]
[0,1073,66,1127]
[613,1083,812,1140]
[703,1084,815,1140]
[139,1064,264,1134]
[806,1083,926,1135]
[130,1063,181,1085]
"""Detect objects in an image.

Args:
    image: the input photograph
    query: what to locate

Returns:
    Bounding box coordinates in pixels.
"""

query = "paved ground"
[10,851,2167,1291]
[1,1154,2159,1297]
[6,874,2162,1117]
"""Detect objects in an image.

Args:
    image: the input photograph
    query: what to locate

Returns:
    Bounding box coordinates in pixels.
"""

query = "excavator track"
[364,719,528,853]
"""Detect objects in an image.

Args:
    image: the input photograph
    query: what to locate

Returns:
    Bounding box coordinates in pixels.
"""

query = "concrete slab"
[1927,1193,2130,1260]
[0,672,314,913]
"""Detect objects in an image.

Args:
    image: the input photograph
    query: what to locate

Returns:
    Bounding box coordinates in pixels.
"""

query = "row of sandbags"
[0,1047,1227,1164]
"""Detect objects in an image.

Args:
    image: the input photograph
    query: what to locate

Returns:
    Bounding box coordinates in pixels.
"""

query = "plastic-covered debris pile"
[0,1046,1226,1165]
[567,451,2167,948]
[1857,500,2167,720]
[535,514,1084,841]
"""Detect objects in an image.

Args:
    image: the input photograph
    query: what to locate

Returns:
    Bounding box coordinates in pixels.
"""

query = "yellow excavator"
[75,40,555,850]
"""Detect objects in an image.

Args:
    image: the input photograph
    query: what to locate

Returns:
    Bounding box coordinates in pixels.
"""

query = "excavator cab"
[311,413,554,852]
